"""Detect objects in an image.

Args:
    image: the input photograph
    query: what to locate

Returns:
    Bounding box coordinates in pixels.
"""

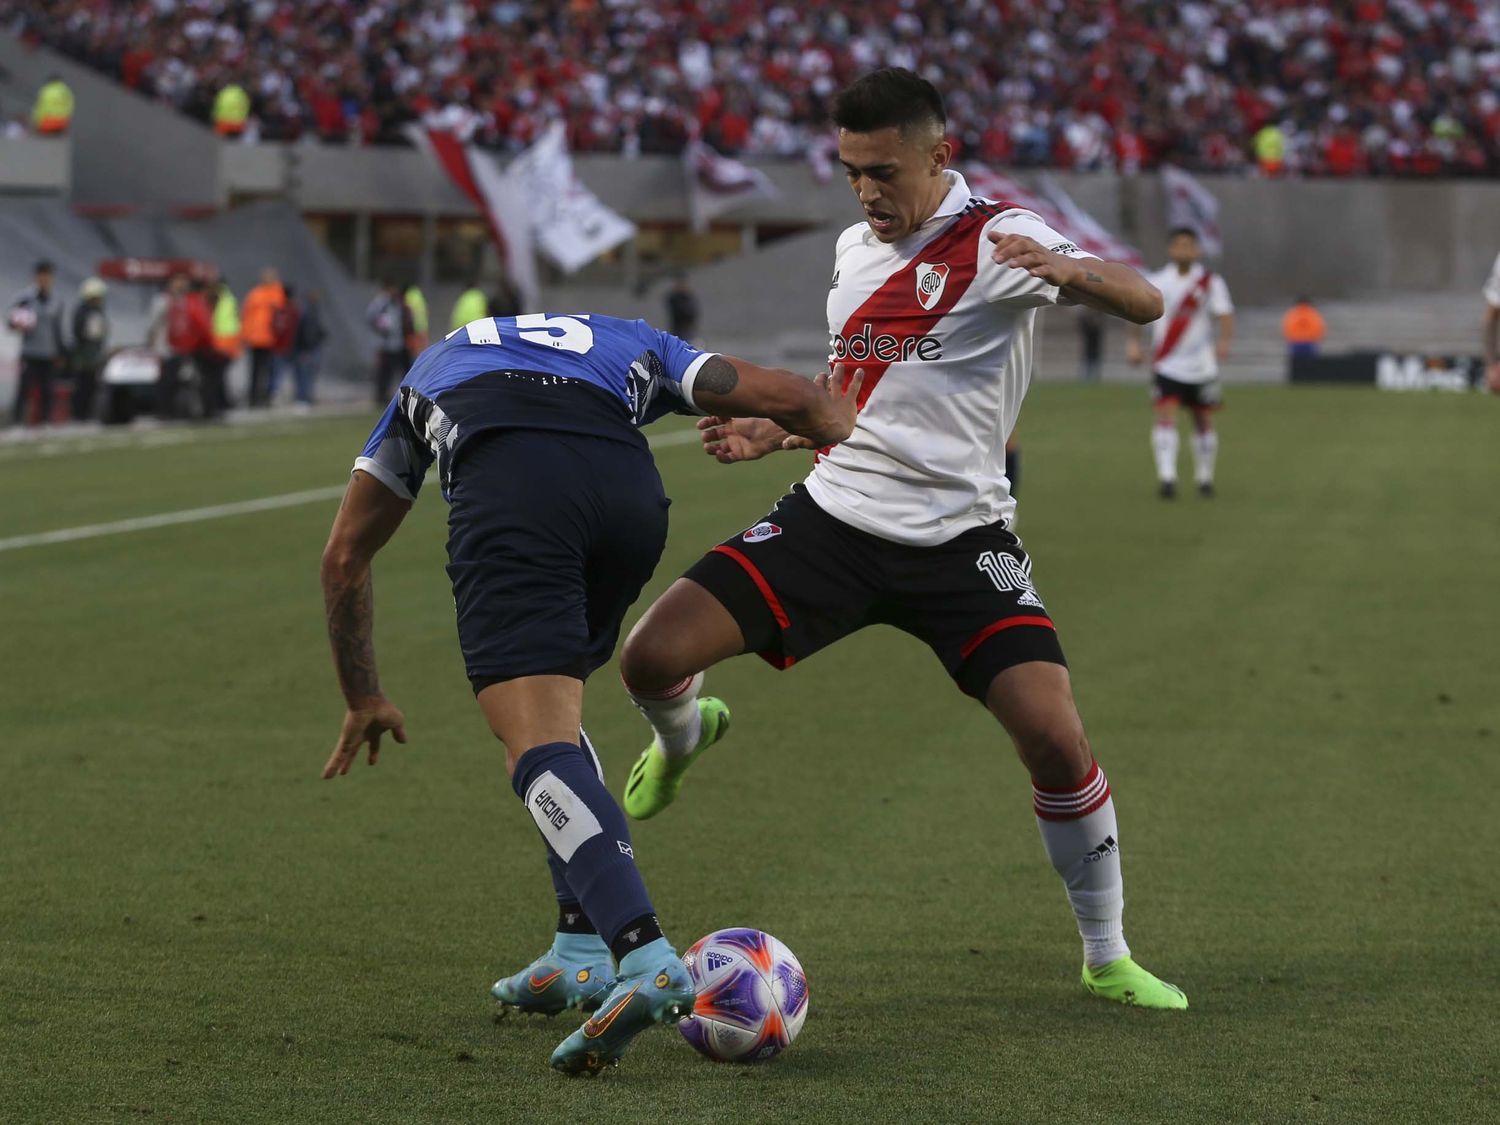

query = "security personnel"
[32,75,74,136]
[404,283,429,354]
[449,280,489,332]
[213,83,250,138]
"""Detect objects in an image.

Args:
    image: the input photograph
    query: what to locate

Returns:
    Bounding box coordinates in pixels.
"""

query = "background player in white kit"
[616,69,1190,1010]
[1481,250,1500,393]
[1127,228,1235,498]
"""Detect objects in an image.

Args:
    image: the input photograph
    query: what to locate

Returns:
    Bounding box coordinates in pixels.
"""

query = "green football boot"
[549,941,695,1076]
[491,942,614,1017]
[623,698,730,820]
[1081,957,1189,1010]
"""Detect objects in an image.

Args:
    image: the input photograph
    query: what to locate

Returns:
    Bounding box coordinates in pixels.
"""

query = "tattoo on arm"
[694,355,739,396]
[325,570,380,702]
[1084,271,1104,284]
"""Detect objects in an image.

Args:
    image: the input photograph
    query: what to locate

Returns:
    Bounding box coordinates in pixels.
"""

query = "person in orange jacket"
[241,267,286,408]
[1282,295,1326,358]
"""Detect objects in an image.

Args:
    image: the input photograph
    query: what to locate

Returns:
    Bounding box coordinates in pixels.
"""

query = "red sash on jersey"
[817,200,1023,456]
[1153,271,1213,365]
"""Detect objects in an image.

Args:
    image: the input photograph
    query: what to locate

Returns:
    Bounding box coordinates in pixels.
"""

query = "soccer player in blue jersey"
[317,312,860,1075]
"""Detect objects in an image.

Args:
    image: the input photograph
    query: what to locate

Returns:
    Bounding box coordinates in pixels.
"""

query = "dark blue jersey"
[354,313,716,500]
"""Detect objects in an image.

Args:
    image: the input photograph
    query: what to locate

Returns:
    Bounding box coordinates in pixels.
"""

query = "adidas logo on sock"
[1083,835,1118,863]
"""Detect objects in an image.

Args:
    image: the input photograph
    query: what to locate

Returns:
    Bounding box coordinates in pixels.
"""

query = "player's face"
[1168,233,1200,268]
[839,127,953,243]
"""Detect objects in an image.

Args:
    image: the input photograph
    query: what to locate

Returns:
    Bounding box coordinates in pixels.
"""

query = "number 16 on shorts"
[977,550,1045,610]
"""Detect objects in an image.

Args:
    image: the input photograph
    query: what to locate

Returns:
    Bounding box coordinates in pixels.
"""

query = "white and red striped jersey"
[1144,264,1233,384]
[803,171,1098,547]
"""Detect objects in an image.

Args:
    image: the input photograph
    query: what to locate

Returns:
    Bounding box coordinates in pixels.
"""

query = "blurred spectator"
[31,73,73,136]
[665,273,699,342]
[161,274,212,420]
[404,282,429,355]
[7,260,67,427]
[242,268,286,408]
[1282,297,1327,358]
[450,279,489,331]
[70,276,109,421]
[367,278,411,405]
[1077,306,1104,381]
[4,1,1498,176]
[209,279,241,414]
[213,81,249,138]
[268,283,301,404]
[292,288,327,408]
[488,277,522,319]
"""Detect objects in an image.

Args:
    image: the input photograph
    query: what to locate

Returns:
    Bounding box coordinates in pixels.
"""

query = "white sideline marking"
[0,426,706,554]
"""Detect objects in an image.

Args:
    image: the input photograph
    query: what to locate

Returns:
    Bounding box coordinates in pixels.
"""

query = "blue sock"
[512,741,661,957]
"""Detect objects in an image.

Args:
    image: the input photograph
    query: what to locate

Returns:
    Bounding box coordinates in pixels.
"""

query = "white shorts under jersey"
[1145,264,1233,383]
[1483,252,1500,308]
[802,170,1098,548]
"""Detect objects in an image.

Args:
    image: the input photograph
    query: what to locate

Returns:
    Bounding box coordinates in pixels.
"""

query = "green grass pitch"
[1,384,1496,1123]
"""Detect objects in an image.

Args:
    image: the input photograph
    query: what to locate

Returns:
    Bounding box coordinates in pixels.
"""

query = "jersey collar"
[875,170,973,247]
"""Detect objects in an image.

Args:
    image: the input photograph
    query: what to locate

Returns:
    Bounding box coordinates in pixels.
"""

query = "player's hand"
[780,365,864,451]
[1125,339,1145,366]
[322,697,407,779]
[1216,343,1231,363]
[698,415,787,463]
[987,231,1083,287]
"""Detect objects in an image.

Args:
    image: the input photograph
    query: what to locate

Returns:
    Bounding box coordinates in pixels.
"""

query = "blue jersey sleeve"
[354,396,434,501]
[650,327,718,414]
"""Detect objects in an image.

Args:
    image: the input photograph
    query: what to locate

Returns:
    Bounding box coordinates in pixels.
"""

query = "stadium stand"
[3,0,1498,175]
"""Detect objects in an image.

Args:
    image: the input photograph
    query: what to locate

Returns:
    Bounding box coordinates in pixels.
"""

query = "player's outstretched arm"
[319,470,411,779]
[693,355,863,449]
[988,231,1163,324]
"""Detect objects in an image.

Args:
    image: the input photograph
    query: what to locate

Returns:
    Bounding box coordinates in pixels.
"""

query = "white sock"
[1191,429,1218,484]
[1032,761,1130,969]
[624,672,704,760]
[1151,425,1179,483]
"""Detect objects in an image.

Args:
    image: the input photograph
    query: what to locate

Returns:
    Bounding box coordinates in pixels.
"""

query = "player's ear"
[930,135,953,176]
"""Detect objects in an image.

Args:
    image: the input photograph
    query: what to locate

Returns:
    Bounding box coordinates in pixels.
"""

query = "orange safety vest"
[1282,304,1325,345]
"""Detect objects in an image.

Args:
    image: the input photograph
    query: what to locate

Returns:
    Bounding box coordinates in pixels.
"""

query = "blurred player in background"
[1128,228,1235,498]
[1482,251,1500,393]
[619,68,1188,1011]
[317,312,859,1074]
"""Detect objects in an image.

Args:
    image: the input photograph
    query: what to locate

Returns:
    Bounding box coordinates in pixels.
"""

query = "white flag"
[1160,165,1222,257]
[684,138,781,232]
[409,125,539,308]
[508,122,637,273]
[964,165,1143,266]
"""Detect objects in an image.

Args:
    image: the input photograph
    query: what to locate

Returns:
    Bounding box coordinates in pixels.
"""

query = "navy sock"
[512,741,657,951]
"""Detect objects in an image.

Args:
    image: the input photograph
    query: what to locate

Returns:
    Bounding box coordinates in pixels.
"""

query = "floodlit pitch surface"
[1,385,1495,1123]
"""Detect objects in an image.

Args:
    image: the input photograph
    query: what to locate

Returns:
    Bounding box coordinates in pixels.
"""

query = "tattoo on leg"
[694,356,739,397]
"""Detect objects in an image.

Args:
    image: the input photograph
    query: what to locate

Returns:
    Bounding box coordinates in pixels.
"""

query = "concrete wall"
[0,33,220,208]
[0,135,70,194]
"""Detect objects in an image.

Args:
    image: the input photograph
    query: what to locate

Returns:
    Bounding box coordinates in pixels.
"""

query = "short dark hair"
[832,68,945,138]
[34,259,54,273]
[1168,226,1200,242]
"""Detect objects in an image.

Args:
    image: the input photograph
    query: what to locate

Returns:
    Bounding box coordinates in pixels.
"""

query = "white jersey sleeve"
[977,210,1100,308]
[1207,274,1234,316]
[1483,252,1500,308]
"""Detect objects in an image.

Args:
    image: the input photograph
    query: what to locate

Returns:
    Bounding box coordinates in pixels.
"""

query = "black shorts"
[445,429,669,692]
[1153,372,1223,409]
[683,485,1066,700]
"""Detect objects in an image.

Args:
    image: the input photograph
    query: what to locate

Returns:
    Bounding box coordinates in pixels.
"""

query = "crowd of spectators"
[4,0,1499,176]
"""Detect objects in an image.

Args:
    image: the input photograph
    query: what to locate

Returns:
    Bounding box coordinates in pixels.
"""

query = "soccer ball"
[678,927,809,1063]
[7,305,37,333]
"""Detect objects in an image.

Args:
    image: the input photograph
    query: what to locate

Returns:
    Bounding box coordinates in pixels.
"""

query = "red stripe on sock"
[623,675,695,701]
[1032,761,1112,820]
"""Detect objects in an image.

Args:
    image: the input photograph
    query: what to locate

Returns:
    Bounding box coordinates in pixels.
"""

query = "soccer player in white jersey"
[1482,251,1500,393]
[615,69,1189,1010]
[1127,228,1235,498]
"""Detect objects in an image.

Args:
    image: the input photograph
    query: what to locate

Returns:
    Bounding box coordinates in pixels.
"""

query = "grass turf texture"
[1,385,1496,1124]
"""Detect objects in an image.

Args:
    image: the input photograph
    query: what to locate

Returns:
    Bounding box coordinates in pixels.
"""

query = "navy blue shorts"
[444,429,669,692]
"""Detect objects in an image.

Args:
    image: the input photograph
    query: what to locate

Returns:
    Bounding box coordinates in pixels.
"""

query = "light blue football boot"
[491,934,615,1017]
[549,938,695,1076]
